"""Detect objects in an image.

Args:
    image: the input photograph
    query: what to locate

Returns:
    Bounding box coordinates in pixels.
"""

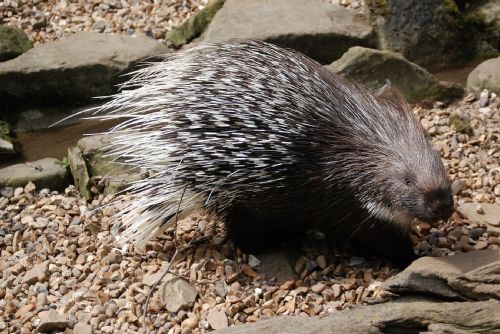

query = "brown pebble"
[448,227,466,239]
[419,222,431,235]
[15,303,35,318]
[333,264,343,276]
[105,302,119,317]
[226,272,240,284]
[24,182,36,194]
[331,284,342,298]
[295,256,307,274]
[437,237,451,248]
[181,316,199,330]
[311,283,326,294]
[242,265,258,278]
[474,240,488,250]
[230,281,241,293]
[279,280,294,290]
[316,255,327,269]
[207,309,228,330]
[457,235,474,252]
[37,293,48,308]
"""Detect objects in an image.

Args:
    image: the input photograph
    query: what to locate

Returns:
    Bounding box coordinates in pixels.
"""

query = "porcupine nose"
[427,189,454,221]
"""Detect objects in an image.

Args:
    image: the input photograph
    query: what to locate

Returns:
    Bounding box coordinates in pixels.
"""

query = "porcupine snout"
[424,189,454,222]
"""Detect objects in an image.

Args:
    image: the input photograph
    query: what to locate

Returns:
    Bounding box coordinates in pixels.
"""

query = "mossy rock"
[327,46,464,103]
[366,0,391,15]
[0,120,19,157]
[367,0,483,70]
[449,113,473,135]
[67,147,91,200]
[0,26,33,61]
[469,0,500,54]
[166,0,225,47]
[68,135,143,196]
[0,120,11,140]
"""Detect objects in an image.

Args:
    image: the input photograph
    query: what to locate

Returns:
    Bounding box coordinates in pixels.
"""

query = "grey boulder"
[202,0,375,64]
[471,0,500,51]
[368,0,477,69]
[327,46,463,102]
[467,56,500,95]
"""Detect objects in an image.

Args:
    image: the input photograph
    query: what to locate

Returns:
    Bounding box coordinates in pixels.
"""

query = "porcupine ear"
[373,79,410,112]
[374,79,405,103]
[374,79,392,97]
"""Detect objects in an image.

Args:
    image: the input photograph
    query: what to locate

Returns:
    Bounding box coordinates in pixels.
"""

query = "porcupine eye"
[404,177,412,186]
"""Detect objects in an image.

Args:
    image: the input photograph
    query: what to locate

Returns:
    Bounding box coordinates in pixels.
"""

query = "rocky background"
[0,0,499,333]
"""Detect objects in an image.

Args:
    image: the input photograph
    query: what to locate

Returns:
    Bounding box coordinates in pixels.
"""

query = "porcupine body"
[94,40,454,267]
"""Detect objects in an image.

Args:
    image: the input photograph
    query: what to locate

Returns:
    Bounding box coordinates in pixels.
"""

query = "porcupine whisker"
[205,170,241,206]
[347,215,373,242]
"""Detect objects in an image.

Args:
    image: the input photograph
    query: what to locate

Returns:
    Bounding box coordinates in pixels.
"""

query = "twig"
[142,184,188,334]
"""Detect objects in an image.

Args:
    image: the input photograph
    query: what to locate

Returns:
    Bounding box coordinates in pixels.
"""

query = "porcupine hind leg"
[225,203,307,254]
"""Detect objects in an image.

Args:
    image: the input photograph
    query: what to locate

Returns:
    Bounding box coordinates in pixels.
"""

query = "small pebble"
[311,283,326,294]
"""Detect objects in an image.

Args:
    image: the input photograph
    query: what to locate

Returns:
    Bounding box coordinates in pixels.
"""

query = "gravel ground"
[1,92,499,334]
[1,1,499,333]
[0,0,208,44]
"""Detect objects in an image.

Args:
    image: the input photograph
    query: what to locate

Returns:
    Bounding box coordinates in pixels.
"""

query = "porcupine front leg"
[321,207,416,268]
[346,219,416,268]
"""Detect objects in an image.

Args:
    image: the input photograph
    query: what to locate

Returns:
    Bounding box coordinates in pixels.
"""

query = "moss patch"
[0,120,11,141]
[449,113,473,135]
[166,0,225,48]
[0,26,33,61]
[366,0,391,16]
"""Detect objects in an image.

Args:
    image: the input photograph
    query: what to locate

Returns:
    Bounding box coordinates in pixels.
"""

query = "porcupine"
[91,40,454,267]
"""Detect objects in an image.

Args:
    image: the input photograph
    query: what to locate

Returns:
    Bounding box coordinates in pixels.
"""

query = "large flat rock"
[202,0,375,63]
[214,298,500,333]
[0,158,69,191]
[382,249,500,300]
[0,32,168,107]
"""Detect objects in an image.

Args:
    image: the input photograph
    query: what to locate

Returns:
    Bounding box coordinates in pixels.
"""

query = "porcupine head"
[303,82,454,266]
[85,40,454,265]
